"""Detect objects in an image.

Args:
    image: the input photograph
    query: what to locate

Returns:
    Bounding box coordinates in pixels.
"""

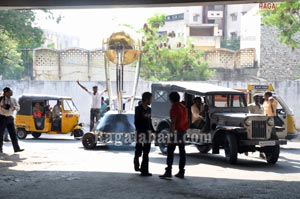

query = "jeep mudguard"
[212,126,245,154]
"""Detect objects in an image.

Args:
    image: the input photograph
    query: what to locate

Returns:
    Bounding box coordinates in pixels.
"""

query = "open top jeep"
[151,82,287,164]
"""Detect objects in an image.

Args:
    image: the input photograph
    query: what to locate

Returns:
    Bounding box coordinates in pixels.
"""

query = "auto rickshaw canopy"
[18,94,72,116]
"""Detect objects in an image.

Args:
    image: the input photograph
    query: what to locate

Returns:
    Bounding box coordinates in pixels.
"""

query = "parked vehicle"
[151,82,287,164]
[81,97,141,149]
[15,94,84,139]
[246,84,298,140]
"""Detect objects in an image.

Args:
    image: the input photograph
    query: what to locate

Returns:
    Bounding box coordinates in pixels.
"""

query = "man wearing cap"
[77,81,107,131]
[248,94,263,114]
[0,87,24,153]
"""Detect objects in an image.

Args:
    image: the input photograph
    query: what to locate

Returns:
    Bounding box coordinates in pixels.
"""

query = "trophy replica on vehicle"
[82,31,142,149]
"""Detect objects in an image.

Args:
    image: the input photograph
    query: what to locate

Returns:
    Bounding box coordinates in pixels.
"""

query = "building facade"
[159,6,223,50]
[42,29,81,50]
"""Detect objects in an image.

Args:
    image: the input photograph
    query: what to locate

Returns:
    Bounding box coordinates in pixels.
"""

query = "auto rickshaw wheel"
[17,128,28,139]
[32,132,42,139]
[82,132,96,149]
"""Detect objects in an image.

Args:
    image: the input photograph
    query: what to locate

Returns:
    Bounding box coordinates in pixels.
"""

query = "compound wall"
[1,80,299,129]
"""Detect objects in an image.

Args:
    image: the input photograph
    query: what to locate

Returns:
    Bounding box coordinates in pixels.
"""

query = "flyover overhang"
[0,0,282,9]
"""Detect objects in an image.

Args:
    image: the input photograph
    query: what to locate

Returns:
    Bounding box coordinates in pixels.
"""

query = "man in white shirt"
[0,87,24,153]
[191,97,205,128]
[248,95,263,114]
[77,81,107,131]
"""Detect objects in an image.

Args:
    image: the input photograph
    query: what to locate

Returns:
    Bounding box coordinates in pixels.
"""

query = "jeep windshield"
[208,94,247,108]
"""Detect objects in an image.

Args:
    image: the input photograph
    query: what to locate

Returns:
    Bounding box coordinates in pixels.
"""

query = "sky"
[35,7,171,49]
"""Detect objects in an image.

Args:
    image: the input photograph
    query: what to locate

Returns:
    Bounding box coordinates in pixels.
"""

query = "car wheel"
[82,132,96,149]
[157,128,169,154]
[32,132,41,139]
[224,133,238,164]
[17,128,28,139]
[195,145,212,154]
[73,129,84,139]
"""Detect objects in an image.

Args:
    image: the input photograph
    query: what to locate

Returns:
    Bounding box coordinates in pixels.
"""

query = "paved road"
[1,134,300,199]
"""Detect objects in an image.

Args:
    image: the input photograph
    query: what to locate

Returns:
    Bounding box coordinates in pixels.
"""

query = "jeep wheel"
[195,145,212,154]
[32,132,41,139]
[157,128,169,154]
[224,133,238,164]
[82,132,96,149]
[17,128,28,139]
[265,144,280,164]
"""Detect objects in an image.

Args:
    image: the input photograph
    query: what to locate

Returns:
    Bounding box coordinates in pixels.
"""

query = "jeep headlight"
[267,117,274,126]
[244,118,251,126]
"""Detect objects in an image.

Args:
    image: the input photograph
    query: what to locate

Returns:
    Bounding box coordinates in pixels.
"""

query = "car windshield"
[63,100,78,111]
[209,94,246,108]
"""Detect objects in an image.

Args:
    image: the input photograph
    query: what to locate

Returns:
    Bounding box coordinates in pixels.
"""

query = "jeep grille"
[252,121,267,139]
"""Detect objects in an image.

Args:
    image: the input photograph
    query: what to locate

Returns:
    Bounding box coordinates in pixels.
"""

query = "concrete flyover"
[0,0,284,8]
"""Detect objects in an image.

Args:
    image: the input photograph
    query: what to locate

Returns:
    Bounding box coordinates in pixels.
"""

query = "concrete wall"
[33,48,136,81]
[259,25,300,81]
[0,80,151,127]
[1,80,299,129]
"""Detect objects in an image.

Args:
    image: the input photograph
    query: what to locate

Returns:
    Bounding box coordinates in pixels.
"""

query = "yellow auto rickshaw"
[15,94,84,139]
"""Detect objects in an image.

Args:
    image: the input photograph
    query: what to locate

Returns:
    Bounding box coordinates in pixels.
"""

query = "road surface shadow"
[150,151,300,174]
[0,170,300,199]
[0,153,25,170]
[80,144,160,154]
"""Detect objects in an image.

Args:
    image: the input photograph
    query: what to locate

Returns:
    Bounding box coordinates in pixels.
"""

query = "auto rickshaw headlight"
[267,118,274,126]
[244,118,251,126]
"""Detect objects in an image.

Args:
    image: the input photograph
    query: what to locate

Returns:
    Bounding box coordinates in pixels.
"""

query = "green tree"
[0,29,23,79]
[0,10,46,49]
[261,1,300,50]
[0,10,60,79]
[140,14,214,81]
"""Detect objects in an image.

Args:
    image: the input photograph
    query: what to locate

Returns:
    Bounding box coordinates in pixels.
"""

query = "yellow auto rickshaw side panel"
[15,115,36,131]
[287,114,297,134]
[61,111,80,134]
[15,115,52,133]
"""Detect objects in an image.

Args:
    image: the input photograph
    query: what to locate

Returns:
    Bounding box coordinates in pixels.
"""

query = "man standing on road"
[159,92,188,179]
[134,92,153,177]
[0,87,24,153]
[77,81,107,131]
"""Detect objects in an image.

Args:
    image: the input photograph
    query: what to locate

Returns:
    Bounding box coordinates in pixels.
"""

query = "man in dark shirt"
[134,92,153,176]
[159,91,188,179]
